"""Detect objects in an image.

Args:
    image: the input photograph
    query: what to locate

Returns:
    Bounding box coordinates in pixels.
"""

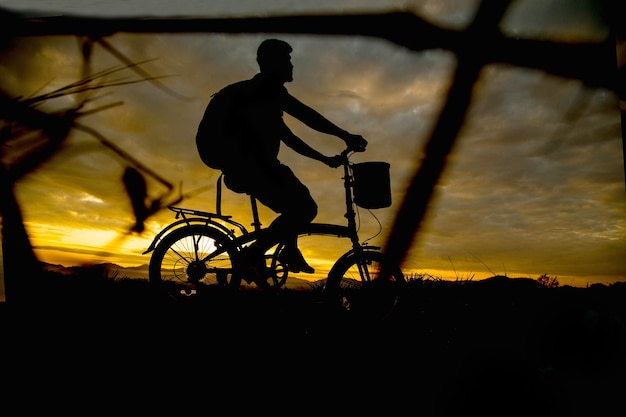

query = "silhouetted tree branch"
[0,60,180,301]
[381,0,515,276]
[3,10,619,91]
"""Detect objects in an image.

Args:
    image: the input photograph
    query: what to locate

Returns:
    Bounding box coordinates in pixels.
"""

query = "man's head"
[257,39,293,82]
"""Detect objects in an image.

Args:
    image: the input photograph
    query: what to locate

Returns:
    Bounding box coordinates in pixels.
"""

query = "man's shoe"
[280,247,315,274]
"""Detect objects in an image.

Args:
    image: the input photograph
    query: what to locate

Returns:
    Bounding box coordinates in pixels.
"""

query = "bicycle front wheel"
[326,249,405,322]
[149,225,238,301]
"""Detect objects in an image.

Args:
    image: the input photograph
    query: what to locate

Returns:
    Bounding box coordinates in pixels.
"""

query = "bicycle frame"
[145,148,403,323]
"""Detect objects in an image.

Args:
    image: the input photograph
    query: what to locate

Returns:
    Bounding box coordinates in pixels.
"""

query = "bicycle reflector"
[351,162,392,209]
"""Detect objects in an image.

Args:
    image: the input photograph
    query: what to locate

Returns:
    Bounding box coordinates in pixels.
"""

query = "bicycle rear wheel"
[326,249,405,322]
[149,225,238,301]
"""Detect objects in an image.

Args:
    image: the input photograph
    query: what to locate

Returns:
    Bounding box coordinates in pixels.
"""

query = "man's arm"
[283,93,367,151]
[280,122,341,167]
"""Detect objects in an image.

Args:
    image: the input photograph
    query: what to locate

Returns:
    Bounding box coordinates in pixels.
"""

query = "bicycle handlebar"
[338,145,365,165]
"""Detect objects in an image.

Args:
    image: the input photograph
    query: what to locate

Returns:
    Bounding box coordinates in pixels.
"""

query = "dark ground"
[1,274,625,416]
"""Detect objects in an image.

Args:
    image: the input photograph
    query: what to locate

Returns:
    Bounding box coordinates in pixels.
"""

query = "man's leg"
[243,165,318,273]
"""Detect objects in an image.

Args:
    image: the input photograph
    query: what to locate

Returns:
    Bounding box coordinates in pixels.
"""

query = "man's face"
[265,54,293,83]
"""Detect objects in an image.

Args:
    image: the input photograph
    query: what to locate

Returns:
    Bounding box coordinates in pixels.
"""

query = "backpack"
[196,81,249,170]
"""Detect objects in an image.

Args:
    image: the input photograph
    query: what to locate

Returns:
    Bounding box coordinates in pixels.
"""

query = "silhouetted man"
[196,38,366,279]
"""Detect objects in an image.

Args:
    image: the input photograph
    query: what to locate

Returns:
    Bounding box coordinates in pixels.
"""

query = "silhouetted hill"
[40,261,319,288]
[41,261,132,276]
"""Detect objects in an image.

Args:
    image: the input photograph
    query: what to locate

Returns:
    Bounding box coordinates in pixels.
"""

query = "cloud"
[2,1,624,286]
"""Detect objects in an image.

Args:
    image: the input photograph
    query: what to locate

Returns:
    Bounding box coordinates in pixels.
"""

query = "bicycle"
[143,148,405,319]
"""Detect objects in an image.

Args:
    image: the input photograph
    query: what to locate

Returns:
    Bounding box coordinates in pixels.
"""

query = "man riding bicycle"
[196,38,367,280]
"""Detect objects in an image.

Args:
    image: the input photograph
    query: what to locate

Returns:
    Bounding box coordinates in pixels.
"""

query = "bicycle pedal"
[286,264,315,274]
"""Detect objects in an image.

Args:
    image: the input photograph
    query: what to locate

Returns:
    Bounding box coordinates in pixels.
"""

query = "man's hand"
[344,133,367,152]
[324,155,343,168]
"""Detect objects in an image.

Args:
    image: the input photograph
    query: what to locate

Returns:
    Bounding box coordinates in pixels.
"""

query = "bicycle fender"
[328,246,382,274]
[142,218,236,254]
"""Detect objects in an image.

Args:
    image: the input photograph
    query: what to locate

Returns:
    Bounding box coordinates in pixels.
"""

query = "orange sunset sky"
[1,0,625,299]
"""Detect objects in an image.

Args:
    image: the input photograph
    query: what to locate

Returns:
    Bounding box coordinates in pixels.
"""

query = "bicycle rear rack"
[169,206,231,220]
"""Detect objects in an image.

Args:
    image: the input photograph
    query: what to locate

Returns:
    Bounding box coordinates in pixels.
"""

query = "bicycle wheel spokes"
[149,225,236,301]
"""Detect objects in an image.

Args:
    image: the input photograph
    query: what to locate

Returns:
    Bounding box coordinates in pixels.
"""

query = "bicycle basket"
[351,162,392,209]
